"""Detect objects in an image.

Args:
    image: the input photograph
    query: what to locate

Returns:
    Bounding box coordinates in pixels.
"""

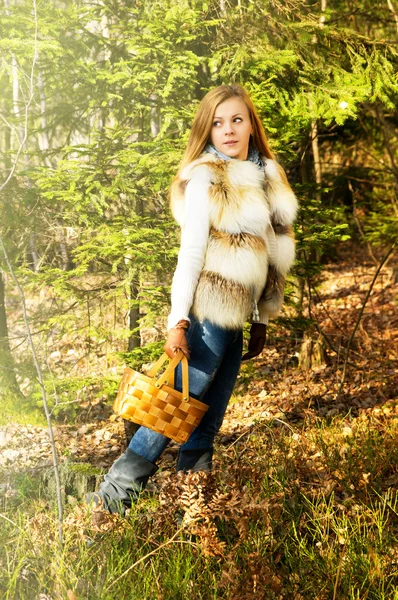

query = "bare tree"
[4,0,39,270]
[0,0,63,545]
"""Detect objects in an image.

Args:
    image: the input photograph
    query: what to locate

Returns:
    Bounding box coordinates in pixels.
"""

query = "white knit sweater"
[167,176,270,330]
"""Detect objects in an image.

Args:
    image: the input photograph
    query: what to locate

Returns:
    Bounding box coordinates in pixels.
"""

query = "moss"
[0,393,46,427]
[67,462,103,477]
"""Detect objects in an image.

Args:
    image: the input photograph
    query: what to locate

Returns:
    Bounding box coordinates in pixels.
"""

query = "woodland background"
[0,1,397,599]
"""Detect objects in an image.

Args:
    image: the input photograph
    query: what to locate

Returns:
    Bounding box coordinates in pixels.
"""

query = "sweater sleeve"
[167,177,210,330]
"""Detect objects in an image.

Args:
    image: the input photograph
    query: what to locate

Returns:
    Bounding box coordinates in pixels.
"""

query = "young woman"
[87,84,298,515]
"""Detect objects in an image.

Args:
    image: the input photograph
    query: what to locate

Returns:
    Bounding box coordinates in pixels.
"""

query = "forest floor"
[0,242,397,599]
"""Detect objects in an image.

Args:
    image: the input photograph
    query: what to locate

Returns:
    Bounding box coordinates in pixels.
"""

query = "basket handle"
[147,351,190,400]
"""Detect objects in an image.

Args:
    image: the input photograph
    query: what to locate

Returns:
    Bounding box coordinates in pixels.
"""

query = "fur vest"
[170,152,298,329]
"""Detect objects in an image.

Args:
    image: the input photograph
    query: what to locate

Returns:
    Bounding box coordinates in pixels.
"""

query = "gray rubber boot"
[176,448,213,473]
[86,448,158,515]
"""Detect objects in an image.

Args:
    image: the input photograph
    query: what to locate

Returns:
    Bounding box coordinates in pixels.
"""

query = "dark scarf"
[204,139,265,169]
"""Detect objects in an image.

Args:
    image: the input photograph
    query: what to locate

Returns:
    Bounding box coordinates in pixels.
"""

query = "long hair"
[176,84,274,175]
[171,83,291,191]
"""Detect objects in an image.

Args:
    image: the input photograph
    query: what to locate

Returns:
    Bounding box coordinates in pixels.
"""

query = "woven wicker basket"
[113,351,208,444]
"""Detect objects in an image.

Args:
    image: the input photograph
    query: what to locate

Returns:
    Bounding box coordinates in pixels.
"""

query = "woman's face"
[209,97,253,160]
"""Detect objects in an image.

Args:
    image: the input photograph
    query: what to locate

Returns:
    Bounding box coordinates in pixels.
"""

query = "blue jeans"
[128,313,243,463]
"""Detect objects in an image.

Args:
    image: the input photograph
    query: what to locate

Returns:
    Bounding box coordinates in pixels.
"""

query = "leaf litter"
[0,244,397,597]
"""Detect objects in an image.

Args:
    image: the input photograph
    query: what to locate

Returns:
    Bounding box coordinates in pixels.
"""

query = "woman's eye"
[212,118,242,126]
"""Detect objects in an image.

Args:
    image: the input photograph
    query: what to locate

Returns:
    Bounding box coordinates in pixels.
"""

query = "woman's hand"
[241,323,267,361]
[164,319,191,360]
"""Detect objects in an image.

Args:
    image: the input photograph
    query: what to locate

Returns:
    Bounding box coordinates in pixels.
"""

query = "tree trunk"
[298,333,327,370]
[149,93,161,138]
[300,0,327,361]
[311,118,322,190]
[296,146,313,315]
[4,461,105,504]
[5,0,39,272]
[310,0,325,261]
[0,270,20,393]
[37,69,53,167]
[3,113,11,172]
[126,99,160,351]
[311,0,326,200]
[386,0,398,35]
[0,271,11,353]
[127,278,141,351]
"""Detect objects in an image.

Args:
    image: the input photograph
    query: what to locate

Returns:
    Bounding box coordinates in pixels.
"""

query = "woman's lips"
[224,141,237,146]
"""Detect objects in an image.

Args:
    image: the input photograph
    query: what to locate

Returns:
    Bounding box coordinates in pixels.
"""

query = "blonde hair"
[176,84,274,175]
[171,83,291,190]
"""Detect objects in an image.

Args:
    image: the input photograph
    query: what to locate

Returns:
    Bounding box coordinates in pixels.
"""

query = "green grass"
[1,409,397,599]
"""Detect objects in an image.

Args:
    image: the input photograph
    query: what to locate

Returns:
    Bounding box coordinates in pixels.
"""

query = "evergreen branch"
[65,281,120,294]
